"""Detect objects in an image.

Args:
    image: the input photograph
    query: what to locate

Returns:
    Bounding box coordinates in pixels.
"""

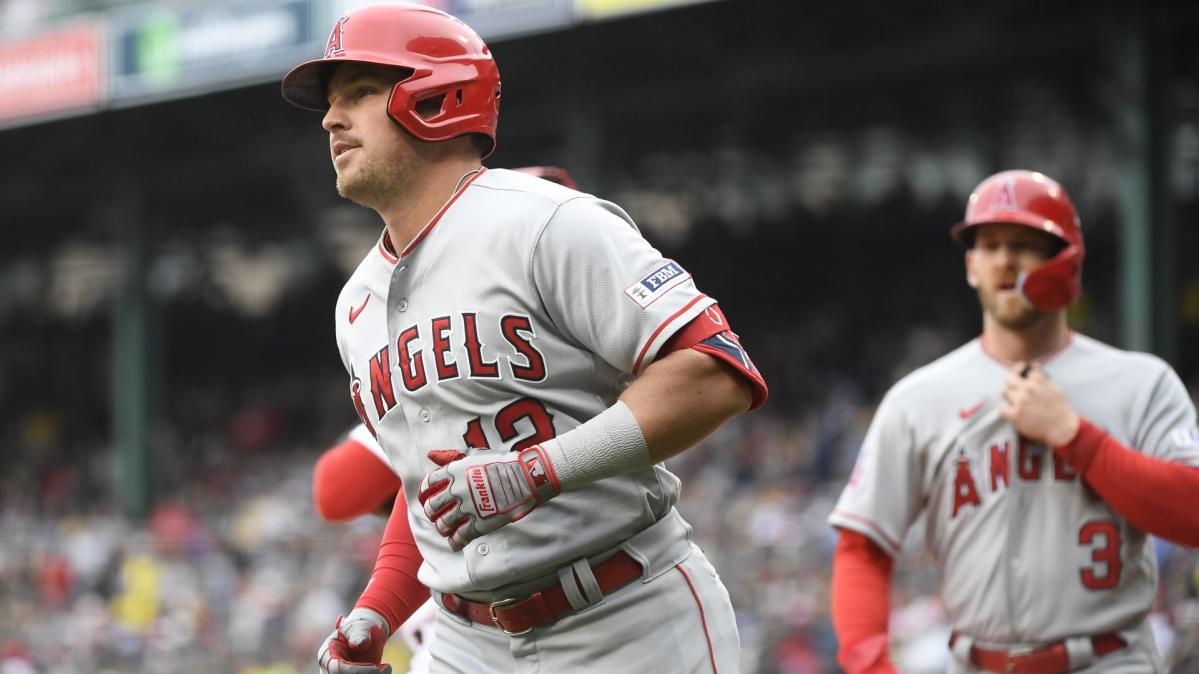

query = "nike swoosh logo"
[349,294,370,324]
[958,399,986,420]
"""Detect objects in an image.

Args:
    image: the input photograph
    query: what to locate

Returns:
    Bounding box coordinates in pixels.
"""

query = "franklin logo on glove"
[468,467,495,515]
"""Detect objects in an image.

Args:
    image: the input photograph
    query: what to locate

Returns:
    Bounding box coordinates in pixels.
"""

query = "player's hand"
[418,446,561,551]
[317,607,392,674]
[999,362,1080,447]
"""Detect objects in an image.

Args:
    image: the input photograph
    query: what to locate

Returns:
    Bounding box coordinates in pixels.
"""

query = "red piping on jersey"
[831,510,901,553]
[377,233,399,263]
[373,167,488,264]
[632,294,709,375]
[401,167,488,258]
[675,564,718,674]
[978,330,1075,370]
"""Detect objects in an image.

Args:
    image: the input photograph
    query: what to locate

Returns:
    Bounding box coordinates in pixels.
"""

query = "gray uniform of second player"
[830,333,1199,673]
[335,168,739,673]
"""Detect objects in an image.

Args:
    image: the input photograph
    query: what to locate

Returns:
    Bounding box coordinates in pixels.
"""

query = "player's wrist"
[345,606,391,638]
[1054,416,1105,474]
[837,633,896,674]
[540,401,650,490]
[1047,409,1081,448]
[517,445,561,501]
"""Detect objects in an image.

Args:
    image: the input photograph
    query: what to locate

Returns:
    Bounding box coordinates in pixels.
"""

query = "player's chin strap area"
[949,631,1127,674]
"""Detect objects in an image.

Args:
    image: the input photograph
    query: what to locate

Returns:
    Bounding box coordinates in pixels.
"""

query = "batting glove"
[317,607,392,674]
[418,446,561,551]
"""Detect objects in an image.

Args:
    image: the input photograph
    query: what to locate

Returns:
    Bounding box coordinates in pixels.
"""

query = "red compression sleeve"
[355,493,429,632]
[1058,418,1199,547]
[832,529,898,674]
[660,304,768,410]
[313,438,403,521]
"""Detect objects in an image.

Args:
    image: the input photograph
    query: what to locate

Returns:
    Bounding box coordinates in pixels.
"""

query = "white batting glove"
[418,446,561,551]
[316,607,392,674]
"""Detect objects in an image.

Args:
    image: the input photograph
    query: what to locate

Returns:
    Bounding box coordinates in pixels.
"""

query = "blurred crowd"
[3,335,1198,674]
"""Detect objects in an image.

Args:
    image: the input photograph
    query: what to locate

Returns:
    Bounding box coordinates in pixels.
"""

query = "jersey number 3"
[1079,520,1121,590]
[462,398,556,452]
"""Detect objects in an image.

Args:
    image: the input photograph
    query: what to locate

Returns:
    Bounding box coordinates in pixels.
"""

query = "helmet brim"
[281,59,338,111]
[951,211,1070,247]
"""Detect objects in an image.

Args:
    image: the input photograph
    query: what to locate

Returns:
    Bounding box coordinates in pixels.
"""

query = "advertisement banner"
[325,0,574,42]
[109,0,313,104]
[0,21,104,125]
[576,0,718,20]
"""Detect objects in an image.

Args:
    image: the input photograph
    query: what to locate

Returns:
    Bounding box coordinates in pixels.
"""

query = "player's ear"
[965,250,979,288]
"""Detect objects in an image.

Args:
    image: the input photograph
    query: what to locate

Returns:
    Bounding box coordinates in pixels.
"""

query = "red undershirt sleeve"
[831,529,898,674]
[355,492,429,632]
[1057,418,1199,547]
[313,438,403,522]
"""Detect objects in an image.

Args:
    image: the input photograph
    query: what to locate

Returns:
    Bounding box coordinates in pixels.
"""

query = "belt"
[439,551,643,636]
[950,632,1126,674]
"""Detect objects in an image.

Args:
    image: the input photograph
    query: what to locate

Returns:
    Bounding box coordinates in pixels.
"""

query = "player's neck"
[377,158,482,254]
[981,312,1071,364]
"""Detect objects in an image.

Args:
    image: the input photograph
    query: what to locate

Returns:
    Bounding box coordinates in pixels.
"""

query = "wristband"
[541,401,650,490]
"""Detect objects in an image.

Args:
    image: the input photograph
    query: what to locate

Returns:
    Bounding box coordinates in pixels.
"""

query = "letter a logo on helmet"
[990,174,1019,213]
[324,15,346,58]
[281,3,501,157]
[951,170,1085,311]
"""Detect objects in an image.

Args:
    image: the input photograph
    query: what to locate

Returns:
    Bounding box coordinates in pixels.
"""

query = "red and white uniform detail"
[335,167,761,597]
[830,333,1199,655]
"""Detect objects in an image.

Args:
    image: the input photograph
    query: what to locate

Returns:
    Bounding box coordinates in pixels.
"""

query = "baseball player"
[312,164,583,673]
[281,5,767,673]
[311,169,579,523]
[829,170,1199,674]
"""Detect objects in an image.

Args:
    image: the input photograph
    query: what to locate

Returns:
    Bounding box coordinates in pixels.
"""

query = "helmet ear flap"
[1018,244,1083,311]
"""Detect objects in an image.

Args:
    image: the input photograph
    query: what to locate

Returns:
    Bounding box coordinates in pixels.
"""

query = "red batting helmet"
[514,166,578,190]
[951,170,1085,311]
[280,3,501,157]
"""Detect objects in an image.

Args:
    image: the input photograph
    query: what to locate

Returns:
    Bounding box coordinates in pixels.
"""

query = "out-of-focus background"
[1,0,1197,672]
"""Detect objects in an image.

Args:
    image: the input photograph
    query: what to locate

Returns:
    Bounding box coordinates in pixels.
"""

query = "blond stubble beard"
[336,148,417,209]
[977,286,1047,330]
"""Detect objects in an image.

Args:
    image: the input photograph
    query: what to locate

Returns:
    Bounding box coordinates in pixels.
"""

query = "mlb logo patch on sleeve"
[624,261,691,308]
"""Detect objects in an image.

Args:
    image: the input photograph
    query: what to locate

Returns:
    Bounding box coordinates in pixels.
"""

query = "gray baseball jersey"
[334,167,717,595]
[830,333,1199,646]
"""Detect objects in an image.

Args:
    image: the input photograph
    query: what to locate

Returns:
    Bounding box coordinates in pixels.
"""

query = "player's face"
[321,63,421,208]
[966,223,1060,329]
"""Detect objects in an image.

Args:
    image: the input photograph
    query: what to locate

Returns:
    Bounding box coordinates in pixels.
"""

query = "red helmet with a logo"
[281,3,501,157]
[951,170,1085,311]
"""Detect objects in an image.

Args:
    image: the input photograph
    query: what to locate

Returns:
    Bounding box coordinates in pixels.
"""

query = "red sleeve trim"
[1059,418,1199,547]
[313,438,404,522]
[355,494,430,632]
[631,294,708,375]
[832,530,896,674]
[660,305,728,354]
[661,305,768,411]
[832,510,901,553]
